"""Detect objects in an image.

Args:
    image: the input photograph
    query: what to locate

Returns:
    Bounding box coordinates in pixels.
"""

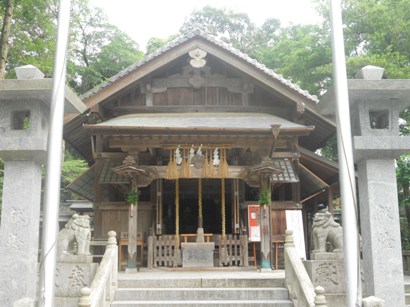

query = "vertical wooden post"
[93,135,103,239]
[260,178,272,270]
[127,181,138,270]
[221,178,226,238]
[233,178,240,234]
[198,178,203,228]
[156,179,163,235]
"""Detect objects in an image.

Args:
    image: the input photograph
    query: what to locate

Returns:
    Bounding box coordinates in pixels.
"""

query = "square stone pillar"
[357,159,404,304]
[0,161,43,305]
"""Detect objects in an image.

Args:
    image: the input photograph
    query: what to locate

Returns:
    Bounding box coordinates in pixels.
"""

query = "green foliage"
[68,0,144,93]
[396,154,410,250]
[320,137,338,161]
[254,24,332,96]
[258,188,271,206]
[1,0,57,77]
[0,158,3,218]
[126,189,139,205]
[60,149,88,201]
[1,0,144,92]
[180,6,281,56]
[145,34,179,55]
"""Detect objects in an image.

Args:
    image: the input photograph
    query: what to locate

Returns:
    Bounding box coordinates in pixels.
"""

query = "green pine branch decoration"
[126,190,139,205]
[258,188,271,206]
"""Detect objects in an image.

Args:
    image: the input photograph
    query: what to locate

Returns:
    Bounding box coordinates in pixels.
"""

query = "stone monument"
[319,66,410,305]
[0,65,86,306]
[304,205,345,306]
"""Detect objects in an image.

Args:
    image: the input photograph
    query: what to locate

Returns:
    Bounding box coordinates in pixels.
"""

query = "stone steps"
[405,281,410,305]
[111,300,292,306]
[111,271,292,306]
[114,287,289,301]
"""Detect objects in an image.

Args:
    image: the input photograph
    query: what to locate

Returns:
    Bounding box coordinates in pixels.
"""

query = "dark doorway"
[162,179,232,235]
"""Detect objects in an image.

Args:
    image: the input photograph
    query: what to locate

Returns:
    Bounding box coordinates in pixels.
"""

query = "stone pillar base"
[54,260,98,307]
[304,254,345,307]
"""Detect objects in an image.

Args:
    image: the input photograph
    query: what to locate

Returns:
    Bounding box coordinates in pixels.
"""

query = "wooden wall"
[98,202,155,240]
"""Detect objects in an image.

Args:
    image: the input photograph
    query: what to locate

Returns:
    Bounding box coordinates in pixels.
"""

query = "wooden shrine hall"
[64,29,340,270]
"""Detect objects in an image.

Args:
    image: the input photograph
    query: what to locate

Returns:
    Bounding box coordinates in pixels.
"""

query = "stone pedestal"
[54,256,98,307]
[358,159,405,305]
[0,161,42,306]
[181,242,214,268]
[304,253,345,307]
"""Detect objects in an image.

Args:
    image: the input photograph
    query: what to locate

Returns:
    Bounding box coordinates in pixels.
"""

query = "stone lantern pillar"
[319,65,410,305]
[0,65,85,306]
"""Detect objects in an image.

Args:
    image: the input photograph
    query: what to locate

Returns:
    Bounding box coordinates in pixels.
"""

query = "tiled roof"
[91,112,309,131]
[81,29,318,103]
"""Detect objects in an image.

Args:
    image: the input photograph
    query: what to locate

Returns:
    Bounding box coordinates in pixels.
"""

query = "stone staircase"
[110,270,293,306]
[406,278,410,307]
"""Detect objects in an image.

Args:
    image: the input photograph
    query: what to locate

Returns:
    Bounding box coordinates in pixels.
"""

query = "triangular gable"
[80,29,318,111]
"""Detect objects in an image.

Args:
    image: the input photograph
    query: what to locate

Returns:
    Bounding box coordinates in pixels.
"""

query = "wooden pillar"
[221,178,226,238]
[93,135,103,239]
[198,178,203,229]
[156,179,163,235]
[233,178,240,234]
[260,177,272,270]
[127,179,138,270]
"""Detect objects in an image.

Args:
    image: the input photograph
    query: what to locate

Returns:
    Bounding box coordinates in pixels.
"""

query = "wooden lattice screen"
[148,235,179,268]
[217,234,248,267]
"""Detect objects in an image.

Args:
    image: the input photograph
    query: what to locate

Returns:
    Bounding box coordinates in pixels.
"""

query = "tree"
[1,0,57,78]
[255,24,332,96]
[0,0,144,92]
[180,6,281,57]
[145,34,178,55]
[0,0,13,79]
[397,154,410,250]
[0,158,3,219]
[60,149,88,201]
[68,0,144,93]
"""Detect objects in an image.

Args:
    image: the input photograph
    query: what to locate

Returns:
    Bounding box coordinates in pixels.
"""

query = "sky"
[89,0,321,51]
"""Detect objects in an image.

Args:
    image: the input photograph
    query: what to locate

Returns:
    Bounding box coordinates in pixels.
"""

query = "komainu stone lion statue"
[312,209,343,253]
[57,214,91,255]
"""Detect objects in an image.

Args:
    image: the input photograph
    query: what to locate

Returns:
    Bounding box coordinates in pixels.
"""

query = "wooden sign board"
[248,205,261,242]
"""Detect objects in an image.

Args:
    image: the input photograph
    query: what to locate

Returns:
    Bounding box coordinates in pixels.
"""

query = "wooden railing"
[403,250,410,275]
[284,230,316,307]
[217,234,248,267]
[147,235,179,268]
[146,234,248,268]
[78,231,118,307]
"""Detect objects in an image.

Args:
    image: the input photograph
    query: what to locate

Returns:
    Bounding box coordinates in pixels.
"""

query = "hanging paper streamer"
[166,148,178,180]
[165,145,230,179]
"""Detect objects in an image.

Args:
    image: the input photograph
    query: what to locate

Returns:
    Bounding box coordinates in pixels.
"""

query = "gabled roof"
[64,29,336,161]
[81,29,319,105]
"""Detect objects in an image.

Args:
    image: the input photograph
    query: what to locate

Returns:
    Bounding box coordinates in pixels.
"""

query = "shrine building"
[64,29,339,269]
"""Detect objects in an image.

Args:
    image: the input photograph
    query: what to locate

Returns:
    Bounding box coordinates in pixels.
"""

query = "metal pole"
[328,0,361,306]
[38,0,71,305]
